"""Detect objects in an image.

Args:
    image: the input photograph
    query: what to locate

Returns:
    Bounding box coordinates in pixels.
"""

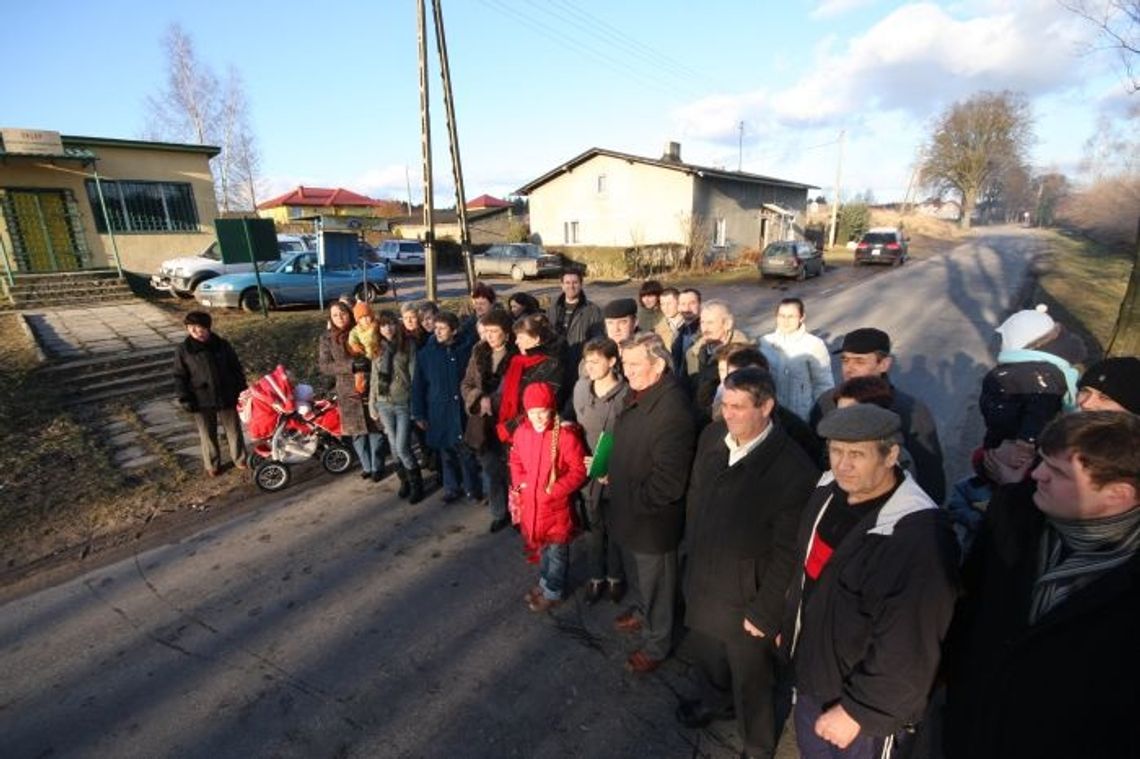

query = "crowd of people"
[174,269,1140,759]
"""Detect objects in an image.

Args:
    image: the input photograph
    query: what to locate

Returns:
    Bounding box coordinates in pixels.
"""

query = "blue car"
[194,251,389,312]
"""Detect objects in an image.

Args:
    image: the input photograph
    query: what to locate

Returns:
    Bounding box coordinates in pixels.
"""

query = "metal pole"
[738,121,744,172]
[0,233,14,289]
[91,166,124,278]
[316,216,325,311]
[827,130,845,249]
[432,0,475,292]
[417,0,438,303]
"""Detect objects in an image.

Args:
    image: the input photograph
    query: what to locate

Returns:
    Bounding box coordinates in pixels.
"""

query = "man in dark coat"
[411,311,480,502]
[546,268,603,367]
[173,310,248,476]
[608,332,697,673]
[809,327,946,504]
[678,368,819,759]
[943,411,1140,759]
[783,404,958,758]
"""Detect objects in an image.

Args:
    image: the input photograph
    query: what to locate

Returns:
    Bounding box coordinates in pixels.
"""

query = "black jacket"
[608,373,697,554]
[782,473,959,737]
[547,294,603,350]
[173,334,247,411]
[810,385,947,504]
[943,481,1140,759]
[684,420,819,641]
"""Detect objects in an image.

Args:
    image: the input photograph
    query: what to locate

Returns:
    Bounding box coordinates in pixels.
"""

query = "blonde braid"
[546,414,560,494]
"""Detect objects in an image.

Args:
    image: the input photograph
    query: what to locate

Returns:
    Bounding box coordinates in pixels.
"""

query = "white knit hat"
[996,304,1054,351]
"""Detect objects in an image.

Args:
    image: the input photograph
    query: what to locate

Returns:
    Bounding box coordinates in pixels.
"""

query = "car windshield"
[862,233,897,244]
[200,243,220,260]
[763,243,797,257]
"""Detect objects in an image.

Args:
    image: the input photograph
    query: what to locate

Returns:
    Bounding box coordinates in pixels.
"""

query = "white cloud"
[811,0,878,20]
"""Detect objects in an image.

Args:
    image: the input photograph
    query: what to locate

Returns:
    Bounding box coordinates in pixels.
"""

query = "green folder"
[588,431,614,479]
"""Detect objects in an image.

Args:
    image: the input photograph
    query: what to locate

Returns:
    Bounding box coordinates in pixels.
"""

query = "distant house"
[466,194,510,210]
[390,205,519,246]
[0,128,219,275]
[256,186,382,224]
[516,143,816,253]
[916,198,961,221]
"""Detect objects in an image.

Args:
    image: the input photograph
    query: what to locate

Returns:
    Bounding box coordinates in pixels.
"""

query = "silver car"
[472,243,563,281]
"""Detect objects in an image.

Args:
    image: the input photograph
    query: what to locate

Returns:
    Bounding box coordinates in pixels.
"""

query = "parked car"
[150,235,312,299]
[758,240,824,280]
[375,240,426,271]
[472,243,562,281]
[194,251,389,312]
[854,227,909,266]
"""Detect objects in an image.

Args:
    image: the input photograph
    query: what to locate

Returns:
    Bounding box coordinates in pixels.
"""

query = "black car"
[854,228,909,266]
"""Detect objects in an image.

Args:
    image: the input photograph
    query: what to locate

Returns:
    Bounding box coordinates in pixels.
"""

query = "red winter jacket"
[508,420,588,553]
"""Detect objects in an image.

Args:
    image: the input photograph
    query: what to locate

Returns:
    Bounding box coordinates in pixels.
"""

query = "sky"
[2,0,1136,206]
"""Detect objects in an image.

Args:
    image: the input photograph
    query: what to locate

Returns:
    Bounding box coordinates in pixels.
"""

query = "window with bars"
[85,179,200,233]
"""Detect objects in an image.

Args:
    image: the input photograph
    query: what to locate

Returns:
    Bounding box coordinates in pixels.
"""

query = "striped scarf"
[1029,507,1140,624]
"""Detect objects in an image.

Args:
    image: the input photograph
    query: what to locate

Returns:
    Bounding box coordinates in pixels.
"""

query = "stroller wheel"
[247,450,267,469]
[321,443,354,475]
[254,461,291,492]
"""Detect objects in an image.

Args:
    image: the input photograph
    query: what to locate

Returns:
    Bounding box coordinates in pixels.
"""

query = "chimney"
[662,141,681,163]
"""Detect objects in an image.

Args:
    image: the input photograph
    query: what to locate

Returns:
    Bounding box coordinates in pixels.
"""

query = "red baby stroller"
[238,365,353,492]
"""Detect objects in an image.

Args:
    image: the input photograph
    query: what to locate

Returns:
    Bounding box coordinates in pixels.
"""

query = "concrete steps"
[40,346,177,408]
[3,270,135,310]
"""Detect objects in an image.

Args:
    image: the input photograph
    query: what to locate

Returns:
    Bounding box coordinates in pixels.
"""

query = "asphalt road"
[0,229,1041,759]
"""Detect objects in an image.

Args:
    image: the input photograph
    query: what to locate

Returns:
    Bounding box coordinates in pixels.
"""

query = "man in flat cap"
[810,327,946,504]
[782,404,959,758]
[603,297,640,345]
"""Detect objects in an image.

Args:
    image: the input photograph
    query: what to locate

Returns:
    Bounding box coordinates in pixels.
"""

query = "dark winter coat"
[508,419,589,549]
[173,333,247,411]
[411,335,474,450]
[318,330,371,436]
[496,340,567,443]
[684,420,819,642]
[547,293,603,354]
[369,337,416,409]
[572,375,630,511]
[608,373,697,554]
[810,385,947,504]
[460,340,518,451]
[978,360,1068,448]
[782,472,959,737]
[943,481,1140,759]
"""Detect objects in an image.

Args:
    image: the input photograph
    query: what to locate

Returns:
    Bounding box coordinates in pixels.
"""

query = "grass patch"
[1032,231,1132,357]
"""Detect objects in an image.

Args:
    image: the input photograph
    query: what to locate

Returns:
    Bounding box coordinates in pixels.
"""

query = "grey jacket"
[572,375,630,510]
[369,338,415,411]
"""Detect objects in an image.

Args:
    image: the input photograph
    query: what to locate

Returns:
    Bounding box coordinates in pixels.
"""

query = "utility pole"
[404,165,413,215]
[828,129,846,249]
[738,121,744,172]
[416,0,437,301]
[432,0,476,292]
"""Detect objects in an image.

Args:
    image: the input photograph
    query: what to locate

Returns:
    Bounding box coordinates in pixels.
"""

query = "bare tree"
[145,24,261,212]
[921,90,1034,229]
[1063,1,1140,90]
[677,212,712,270]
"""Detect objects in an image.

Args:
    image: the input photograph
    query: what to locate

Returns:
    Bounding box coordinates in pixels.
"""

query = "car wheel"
[321,442,354,474]
[254,461,291,492]
[355,283,386,303]
[240,288,273,313]
[510,265,525,282]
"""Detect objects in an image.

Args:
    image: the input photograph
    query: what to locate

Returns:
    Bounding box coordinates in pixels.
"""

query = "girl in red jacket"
[509,382,589,612]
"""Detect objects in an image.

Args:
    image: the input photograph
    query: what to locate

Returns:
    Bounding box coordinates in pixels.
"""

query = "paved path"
[0,229,1040,758]
[21,302,184,359]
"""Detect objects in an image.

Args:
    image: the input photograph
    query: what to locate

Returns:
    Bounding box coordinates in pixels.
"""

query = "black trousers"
[687,627,784,759]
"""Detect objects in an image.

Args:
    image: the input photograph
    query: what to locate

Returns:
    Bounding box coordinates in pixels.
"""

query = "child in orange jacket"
[509,382,588,612]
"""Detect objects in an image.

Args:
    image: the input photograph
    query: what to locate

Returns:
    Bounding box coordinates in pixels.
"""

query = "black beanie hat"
[1079,357,1140,414]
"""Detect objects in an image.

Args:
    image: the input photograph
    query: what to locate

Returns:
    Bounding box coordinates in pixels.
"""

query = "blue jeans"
[351,433,387,474]
[538,542,570,600]
[479,440,509,520]
[439,444,480,496]
[375,401,416,469]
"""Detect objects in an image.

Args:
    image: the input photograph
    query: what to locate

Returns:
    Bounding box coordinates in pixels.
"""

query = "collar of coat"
[183,333,221,353]
[815,469,937,537]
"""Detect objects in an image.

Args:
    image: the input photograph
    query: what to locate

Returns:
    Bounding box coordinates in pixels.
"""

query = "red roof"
[257,185,382,210]
[466,193,510,209]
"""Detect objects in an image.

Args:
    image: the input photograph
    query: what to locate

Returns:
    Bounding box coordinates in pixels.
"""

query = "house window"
[596,174,607,193]
[563,220,580,244]
[289,206,304,219]
[85,180,199,233]
[714,217,727,247]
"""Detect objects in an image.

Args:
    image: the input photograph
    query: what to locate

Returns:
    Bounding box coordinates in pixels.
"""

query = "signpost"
[215,218,279,318]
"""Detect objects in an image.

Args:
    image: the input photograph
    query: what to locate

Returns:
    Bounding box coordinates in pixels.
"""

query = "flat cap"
[817,403,901,441]
[834,327,891,355]
[603,298,638,319]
